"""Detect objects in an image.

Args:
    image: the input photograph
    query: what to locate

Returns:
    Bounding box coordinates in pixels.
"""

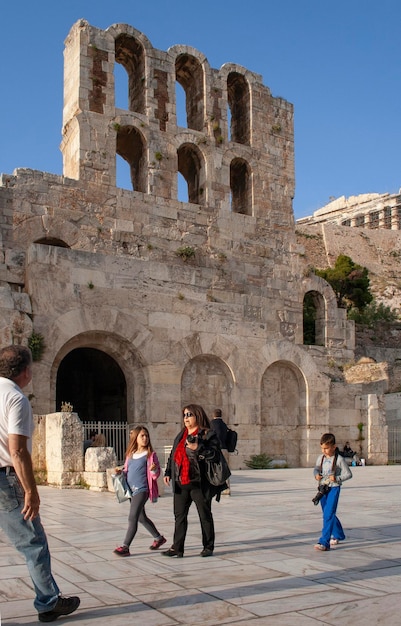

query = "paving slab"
[1,465,400,625]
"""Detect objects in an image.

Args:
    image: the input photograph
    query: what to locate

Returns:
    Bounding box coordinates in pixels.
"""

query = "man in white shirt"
[0,344,80,622]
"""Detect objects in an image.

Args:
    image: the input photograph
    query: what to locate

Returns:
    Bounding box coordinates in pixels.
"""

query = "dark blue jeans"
[0,471,60,612]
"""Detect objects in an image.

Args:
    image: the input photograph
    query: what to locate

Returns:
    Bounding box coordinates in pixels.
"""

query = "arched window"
[175,54,204,131]
[116,126,147,192]
[115,34,145,114]
[227,72,250,145]
[303,291,325,346]
[230,158,252,215]
[177,144,205,205]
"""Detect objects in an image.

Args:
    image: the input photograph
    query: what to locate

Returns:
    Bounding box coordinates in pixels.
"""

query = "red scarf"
[174,428,198,485]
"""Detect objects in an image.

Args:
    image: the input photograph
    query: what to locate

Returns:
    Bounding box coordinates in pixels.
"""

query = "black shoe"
[38,596,80,622]
[162,547,183,558]
[200,548,214,557]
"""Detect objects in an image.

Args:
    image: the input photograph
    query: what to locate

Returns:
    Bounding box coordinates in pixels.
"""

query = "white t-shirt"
[0,376,33,467]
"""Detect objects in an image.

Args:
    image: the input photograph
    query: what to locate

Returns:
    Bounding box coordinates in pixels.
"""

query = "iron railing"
[83,421,173,467]
[84,421,131,465]
[388,426,401,464]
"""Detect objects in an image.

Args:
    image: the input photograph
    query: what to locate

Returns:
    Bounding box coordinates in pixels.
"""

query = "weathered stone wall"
[0,19,391,467]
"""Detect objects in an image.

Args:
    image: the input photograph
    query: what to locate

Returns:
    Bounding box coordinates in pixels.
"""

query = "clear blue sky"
[0,0,400,219]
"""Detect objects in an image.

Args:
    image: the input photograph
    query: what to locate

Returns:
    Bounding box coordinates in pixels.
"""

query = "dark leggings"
[123,491,162,547]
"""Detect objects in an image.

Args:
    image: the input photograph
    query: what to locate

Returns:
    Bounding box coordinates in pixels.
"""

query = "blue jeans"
[318,485,346,548]
[0,470,60,612]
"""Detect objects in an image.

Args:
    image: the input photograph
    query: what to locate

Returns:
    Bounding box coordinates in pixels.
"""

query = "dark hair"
[320,432,336,446]
[182,404,210,429]
[0,345,32,380]
[213,408,222,418]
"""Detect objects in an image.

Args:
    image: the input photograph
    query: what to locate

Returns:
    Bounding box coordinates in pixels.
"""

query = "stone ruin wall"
[0,19,392,468]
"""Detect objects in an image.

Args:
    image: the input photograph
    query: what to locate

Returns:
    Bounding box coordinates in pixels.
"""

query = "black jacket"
[210,418,228,449]
[165,428,226,500]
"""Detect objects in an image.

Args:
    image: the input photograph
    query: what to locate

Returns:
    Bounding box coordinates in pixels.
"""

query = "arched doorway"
[56,347,127,422]
[261,361,306,467]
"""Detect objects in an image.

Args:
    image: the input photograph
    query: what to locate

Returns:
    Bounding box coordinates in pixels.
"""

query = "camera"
[186,434,198,444]
[312,483,330,505]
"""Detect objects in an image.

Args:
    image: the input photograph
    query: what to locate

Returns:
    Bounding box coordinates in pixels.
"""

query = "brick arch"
[219,62,263,89]
[34,307,151,418]
[230,157,253,215]
[107,23,154,52]
[114,33,146,115]
[261,360,307,467]
[181,354,235,422]
[116,125,147,192]
[50,331,147,423]
[177,142,207,205]
[108,24,155,118]
[227,71,250,146]
[301,274,338,310]
[173,50,206,132]
[301,274,339,347]
[19,216,84,249]
[303,290,325,346]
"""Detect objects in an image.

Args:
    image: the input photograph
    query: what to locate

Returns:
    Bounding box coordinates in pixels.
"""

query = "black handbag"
[204,451,231,486]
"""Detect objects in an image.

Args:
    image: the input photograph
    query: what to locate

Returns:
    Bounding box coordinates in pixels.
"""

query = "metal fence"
[83,422,173,467]
[84,421,130,465]
[388,426,401,464]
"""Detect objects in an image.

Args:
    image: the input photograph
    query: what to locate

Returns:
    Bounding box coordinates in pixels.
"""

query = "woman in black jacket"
[163,404,224,558]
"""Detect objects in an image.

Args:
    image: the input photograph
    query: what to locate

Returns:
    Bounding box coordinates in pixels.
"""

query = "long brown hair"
[125,425,153,458]
[182,404,211,430]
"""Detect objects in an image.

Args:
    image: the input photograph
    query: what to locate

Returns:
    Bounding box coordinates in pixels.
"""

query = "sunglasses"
[183,411,194,417]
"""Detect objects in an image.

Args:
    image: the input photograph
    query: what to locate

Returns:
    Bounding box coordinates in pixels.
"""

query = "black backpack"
[226,428,238,453]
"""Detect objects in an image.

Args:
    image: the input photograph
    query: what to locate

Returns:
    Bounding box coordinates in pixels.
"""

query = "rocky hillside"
[295,223,401,312]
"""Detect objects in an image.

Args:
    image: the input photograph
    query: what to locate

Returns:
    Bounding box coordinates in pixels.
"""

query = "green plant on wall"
[175,246,195,260]
[28,331,45,361]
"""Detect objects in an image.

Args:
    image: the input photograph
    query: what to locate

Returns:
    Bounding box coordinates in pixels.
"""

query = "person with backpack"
[210,409,231,495]
[313,432,352,551]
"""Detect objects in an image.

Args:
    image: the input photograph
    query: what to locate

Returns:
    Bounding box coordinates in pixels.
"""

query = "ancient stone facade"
[0,19,390,468]
[297,191,401,230]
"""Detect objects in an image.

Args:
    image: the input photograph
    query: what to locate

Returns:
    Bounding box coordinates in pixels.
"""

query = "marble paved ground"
[1,465,401,625]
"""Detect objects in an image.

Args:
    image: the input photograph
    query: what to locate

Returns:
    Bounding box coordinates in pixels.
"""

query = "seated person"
[84,429,97,453]
[93,433,106,447]
[342,441,360,466]
[343,442,354,458]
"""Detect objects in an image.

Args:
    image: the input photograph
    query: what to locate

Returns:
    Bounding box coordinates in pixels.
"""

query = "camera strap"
[319,449,338,475]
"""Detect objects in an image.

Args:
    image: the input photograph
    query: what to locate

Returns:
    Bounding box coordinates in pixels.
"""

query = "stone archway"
[261,361,306,467]
[181,354,234,421]
[56,347,127,422]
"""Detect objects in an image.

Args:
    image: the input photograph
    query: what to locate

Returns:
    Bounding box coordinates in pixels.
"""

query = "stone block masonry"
[0,19,390,468]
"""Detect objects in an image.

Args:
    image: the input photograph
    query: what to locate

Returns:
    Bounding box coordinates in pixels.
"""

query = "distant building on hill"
[297,191,401,230]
